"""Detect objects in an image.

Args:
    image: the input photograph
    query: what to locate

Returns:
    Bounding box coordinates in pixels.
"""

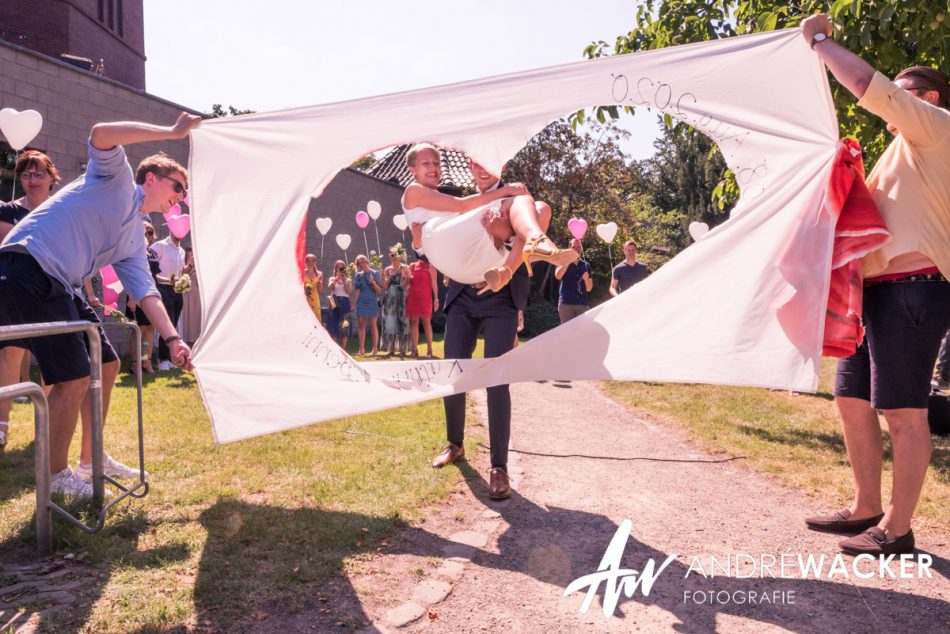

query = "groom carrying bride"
[429,158,555,500]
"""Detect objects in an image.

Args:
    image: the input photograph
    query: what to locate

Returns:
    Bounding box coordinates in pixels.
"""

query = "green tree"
[350,154,378,171]
[586,0,948,166]
[632,123,731,246]
[503,120,682,300]
[207,104,255,118]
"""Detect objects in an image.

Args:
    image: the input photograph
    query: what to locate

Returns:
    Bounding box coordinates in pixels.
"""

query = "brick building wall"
[1,38,415,351]
[1,0,146,89]
[0,40,190,187]
[306,169,409,273]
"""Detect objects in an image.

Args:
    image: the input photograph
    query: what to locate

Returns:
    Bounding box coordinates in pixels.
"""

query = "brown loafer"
[805,509,884,534]
[431,444,464,469]
[840,527,915,556]
[488,468,511,500]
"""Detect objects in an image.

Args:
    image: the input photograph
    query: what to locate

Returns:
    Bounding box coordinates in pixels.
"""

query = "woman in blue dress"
[353,254,382,356]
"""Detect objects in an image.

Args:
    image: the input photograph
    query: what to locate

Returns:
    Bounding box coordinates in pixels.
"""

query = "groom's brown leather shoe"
[488,468,511,500]
[431,444,464,469]
[805,509,884,534]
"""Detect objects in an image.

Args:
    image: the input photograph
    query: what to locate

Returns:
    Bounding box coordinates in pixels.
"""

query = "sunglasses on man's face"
[158,174,187,194]
[145,229,155,236]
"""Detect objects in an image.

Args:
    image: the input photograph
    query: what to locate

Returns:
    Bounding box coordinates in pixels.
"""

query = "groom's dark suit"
[441,180,529,472]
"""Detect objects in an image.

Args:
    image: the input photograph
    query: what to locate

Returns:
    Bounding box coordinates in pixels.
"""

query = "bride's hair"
[406,143,440,167]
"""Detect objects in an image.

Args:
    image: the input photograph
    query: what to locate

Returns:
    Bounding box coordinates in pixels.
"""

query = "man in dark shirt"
[555,238,592,323]
[610,240,649,296]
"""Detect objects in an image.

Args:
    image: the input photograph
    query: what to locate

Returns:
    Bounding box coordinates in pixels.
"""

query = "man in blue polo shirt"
[555,238,593,323]
[0,112,200,498]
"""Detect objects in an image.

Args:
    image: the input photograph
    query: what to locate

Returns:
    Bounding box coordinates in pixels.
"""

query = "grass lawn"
[2,342,947,630]
[602,358,950,532]
[0,364,469,632]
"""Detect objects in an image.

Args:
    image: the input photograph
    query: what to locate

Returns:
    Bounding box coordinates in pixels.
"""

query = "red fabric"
[405,260,433,318]
[822,139,890,358]
[296,216,307,283]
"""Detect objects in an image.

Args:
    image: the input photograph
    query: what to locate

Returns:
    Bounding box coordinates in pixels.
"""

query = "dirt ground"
[268,380,950,633]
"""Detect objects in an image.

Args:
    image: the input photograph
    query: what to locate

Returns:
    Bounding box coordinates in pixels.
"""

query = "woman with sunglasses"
[125,221,162,373]
[0,151,61,450]
[327,260,352,349]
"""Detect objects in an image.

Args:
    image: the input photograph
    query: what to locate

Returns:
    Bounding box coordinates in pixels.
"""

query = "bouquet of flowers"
[173,273,192,294]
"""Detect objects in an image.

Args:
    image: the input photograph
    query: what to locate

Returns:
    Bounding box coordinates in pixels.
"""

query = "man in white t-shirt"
[151,233,189,370]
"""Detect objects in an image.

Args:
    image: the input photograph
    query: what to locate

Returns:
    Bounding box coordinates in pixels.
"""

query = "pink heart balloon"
[355,210,370,229]
[567,218,588,241]
[164,203,182,219]
[167,214,191,239]
[100,265,119,287]
[102,286,119,307]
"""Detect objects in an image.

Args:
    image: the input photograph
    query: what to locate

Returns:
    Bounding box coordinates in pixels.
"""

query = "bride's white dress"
[402,197,507,285]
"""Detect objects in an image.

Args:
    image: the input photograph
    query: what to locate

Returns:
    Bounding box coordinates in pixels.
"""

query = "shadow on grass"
[0,506,190,633]
[736,424,847,454]
[4,479,948,632]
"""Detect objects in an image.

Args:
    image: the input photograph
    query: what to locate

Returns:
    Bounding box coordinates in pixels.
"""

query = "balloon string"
[10,150,18,201]
[363,230,370,258]
[374,222,381,256]
[320,235,325,262]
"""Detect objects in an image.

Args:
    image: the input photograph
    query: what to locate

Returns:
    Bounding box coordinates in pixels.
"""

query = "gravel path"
[309,380,950,633]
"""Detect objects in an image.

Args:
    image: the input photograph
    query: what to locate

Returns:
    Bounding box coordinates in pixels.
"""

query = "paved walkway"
[310,380,949,633]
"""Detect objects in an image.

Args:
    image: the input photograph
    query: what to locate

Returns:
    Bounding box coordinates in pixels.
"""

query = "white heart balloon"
[595,222,618,243]
[335,233,351,250]
[315,217,332,235]
[392,214,408,231]
[367,200,382,220]
[0,108,43,151]
[689,221,710,241]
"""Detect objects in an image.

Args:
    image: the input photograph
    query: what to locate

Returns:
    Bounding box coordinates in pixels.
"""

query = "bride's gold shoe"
[478,265,514,295]
[522,235,579,276]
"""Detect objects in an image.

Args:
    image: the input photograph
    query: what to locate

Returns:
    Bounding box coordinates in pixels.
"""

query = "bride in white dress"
[402,143,577,291]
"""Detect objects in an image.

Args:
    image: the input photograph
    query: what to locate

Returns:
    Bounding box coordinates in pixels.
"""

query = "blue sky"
[143,0,661,159]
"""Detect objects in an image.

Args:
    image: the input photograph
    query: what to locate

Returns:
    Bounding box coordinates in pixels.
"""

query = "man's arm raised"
[801,14,876,100]
[91,112,202,150]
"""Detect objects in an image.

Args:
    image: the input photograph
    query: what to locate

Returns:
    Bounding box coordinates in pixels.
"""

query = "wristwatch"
[811,32,828,49]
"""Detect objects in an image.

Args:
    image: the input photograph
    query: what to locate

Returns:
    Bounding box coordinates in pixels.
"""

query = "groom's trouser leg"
[443,299,479,448]
[483,310,518,470]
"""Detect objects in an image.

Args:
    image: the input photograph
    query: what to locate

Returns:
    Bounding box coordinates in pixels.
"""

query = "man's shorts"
[0,252,118,385]
[835,277,950,409]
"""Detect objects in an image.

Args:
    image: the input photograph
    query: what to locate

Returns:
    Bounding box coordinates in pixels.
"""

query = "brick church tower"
[0,0,145,89]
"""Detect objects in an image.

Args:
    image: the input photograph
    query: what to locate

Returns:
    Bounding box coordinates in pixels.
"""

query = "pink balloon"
[100,265,119,287]
[567,218,588,241]
[164,203,182,219]
[102,286,118,307]
[355,210,370,229]
[167,214,191,239]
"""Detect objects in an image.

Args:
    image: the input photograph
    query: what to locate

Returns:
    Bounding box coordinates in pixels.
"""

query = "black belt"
[469,281,488,290]
[866,272,946,286]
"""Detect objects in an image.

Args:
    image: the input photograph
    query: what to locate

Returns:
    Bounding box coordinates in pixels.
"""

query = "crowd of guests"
[303,243,440,358]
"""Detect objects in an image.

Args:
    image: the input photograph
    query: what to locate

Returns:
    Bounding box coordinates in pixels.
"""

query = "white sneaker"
[76,454,148,481]
[158,360,173,371]
[50,467,94,499]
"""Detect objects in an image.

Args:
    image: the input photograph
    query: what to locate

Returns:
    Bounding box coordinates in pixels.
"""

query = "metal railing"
[0,319,149,556]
